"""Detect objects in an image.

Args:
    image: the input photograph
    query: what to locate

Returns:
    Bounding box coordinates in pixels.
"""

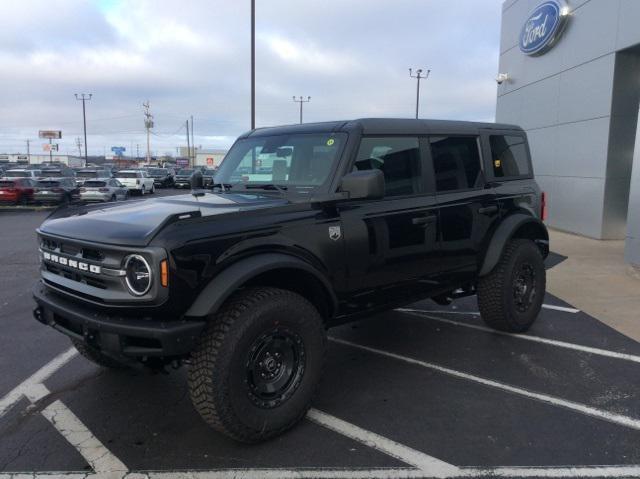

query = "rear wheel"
[141,185,146,195]
[150,185,155,194]
[71,339,128,369]
[477,239,545,333]
[110,194,117,202]
[188,287,326,443]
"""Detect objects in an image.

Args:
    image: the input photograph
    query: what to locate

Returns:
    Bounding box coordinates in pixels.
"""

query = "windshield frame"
[215,132,348,195]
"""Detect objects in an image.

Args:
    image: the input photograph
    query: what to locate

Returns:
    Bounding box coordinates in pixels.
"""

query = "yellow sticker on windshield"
[326,138,335,146]
[494,159,502,168]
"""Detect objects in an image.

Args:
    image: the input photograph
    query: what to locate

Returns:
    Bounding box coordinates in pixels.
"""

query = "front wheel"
[188,287,326,443]
[477,239,546,333]
[149,185,155,194]
[140,185,146,195]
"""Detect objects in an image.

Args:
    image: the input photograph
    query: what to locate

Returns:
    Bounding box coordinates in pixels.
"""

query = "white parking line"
[0,347,77,419]
[330,337,640,431]
[542,304,580,314]
[41,399,128,474]
[307,409,459,477]
[396,309,640,364]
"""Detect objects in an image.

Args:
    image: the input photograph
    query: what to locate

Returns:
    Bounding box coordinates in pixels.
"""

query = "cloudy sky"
[0,0,503,157]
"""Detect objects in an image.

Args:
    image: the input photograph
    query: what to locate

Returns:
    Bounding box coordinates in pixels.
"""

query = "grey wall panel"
[497,46,526,96]
[527,127,558,176]
[603,176,632,239]
[560,0,620,71]
[554,117,611,178]
[518,75,561,129]
[558,54,615,124]
[495,90,523,125]
[546,176,606,237]
[500,0,536,54]
[617,0,640,51]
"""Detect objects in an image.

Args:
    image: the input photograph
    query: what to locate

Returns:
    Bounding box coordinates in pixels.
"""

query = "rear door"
[339,136,441,312]
[427,134,500,277]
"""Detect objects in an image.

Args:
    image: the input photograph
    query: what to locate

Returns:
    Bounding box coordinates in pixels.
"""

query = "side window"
[430,136,482,192]
[354,137,422,197]
[489,135,531,178]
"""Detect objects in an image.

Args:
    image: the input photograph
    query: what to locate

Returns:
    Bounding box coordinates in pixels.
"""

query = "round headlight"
[124,254,152,296]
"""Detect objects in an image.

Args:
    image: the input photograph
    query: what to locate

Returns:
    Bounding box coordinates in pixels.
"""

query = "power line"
[74,93,92,161]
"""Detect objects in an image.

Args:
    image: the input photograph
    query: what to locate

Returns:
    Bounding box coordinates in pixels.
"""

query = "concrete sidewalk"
[547,229,640,342]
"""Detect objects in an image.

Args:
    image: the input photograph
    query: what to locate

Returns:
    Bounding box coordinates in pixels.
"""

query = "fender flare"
[184,253,338,319]
[479,214,549,277]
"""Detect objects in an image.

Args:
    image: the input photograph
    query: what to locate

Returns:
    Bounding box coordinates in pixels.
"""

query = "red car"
[0,178,36,205]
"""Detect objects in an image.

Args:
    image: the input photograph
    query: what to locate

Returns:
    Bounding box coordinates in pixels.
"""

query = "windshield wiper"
[244,184,288,194]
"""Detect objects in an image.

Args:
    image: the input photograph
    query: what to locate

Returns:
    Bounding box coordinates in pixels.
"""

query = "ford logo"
[520,0,570,56]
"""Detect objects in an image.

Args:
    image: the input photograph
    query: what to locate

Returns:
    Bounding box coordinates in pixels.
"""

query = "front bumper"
[79,193,110,202]
[33,281,206,358]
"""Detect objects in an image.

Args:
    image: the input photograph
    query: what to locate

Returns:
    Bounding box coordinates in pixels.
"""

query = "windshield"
[41,170,63,177]
[204,169,216,175]
[83,180,107,187]
[77,171,100,178]
[177,169,194,175]
[117,172,139,178]
[215,133,346,190]
[148,168,167,175]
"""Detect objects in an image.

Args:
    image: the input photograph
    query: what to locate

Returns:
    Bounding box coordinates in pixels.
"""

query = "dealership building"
[496,0,640,265]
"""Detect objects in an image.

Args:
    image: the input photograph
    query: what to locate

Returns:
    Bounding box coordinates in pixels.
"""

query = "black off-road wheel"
[71,339,128,369]
[188,287,326,443]
[477,239,546,333]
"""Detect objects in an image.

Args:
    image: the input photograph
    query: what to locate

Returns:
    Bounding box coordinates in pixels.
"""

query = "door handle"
[478,205,499,215]
[412,215,437,226]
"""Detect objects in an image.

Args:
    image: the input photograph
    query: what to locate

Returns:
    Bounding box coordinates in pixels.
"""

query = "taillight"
[540,191,547,221]
[99,188,109,192]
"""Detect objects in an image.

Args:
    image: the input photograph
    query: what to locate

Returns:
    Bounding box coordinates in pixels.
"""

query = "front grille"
[45,263,107,289]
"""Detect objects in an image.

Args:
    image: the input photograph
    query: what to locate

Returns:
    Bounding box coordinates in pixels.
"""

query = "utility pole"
[251,0,255,130]
[409,68,430,119]
[74,93,92,160]
[185,120,191,167]
[75,137,83,157]
[292,96,311,124]
[190,115,195,162]
[136,144,140,160]
[143,101,154,163]
[25,140,30,163]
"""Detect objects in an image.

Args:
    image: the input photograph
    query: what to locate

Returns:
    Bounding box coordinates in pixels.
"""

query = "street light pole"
[74,93,92,161]
[292,96,311,124]
[251,0,255,130]
[408,68,430,119]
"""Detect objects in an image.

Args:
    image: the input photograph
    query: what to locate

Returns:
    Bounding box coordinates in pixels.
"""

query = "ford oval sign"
[520,0,570,56]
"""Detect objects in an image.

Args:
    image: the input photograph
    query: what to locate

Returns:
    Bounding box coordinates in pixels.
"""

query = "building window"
[489,135,531,178]
[354,137,422,197]
[430,136,482,192]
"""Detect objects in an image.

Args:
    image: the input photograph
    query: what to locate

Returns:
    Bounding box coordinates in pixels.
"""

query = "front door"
[339,136,441,313]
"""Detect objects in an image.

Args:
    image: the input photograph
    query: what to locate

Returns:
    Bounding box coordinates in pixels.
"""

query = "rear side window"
[489,135,531,178]
[430,136,482,192]
[354,137,422,197]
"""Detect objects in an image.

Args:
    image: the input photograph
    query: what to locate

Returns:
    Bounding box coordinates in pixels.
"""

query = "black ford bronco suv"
[33,119,548,442]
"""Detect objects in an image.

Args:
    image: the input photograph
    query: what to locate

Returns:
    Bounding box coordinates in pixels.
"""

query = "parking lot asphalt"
[1,204,640,479]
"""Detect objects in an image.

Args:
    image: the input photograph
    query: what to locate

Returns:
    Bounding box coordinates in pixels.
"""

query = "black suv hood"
[38,193,288,246]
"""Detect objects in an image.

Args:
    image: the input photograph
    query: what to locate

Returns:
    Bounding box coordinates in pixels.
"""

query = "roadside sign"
[43,144,59,152]
[176,158,189,168]
[111,146,126,157]
[39,130,62,139]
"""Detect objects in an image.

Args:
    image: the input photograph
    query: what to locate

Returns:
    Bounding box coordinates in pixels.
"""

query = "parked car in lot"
[38,165,76,179]
[33,118,548,444]
[115,169,155,195]
[146,168,175,188]
[34,178,79,204]
[0,178,36,205]
[3,169,42,180]
[75,169,112,186]
[173,168,194,188]
[79,179,129,202]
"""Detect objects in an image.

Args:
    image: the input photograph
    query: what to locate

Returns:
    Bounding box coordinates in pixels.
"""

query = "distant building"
[194,149,228,168]
[0,153,85,168]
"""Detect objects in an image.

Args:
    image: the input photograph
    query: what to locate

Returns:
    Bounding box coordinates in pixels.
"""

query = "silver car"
[79,179,129,202]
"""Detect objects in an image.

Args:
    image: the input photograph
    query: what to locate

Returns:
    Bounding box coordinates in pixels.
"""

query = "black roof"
[242,118,522,138]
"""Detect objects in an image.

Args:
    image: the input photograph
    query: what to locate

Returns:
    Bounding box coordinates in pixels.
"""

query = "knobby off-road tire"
[477,239,546,333]
[188,287,326,443]
[71,339,128,369]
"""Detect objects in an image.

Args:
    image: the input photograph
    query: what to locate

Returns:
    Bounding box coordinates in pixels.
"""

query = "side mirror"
[190,170,204,190]
[340,169,385,200]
